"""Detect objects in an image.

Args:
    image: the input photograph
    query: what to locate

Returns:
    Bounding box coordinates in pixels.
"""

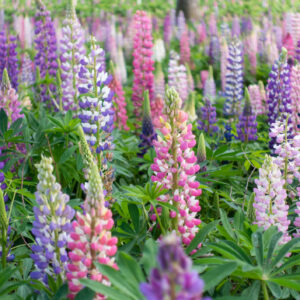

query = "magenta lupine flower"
[140,233,211,300]
[291,65,300,133]
[34,0,58,104]
[151,88,202,247]
[283,33,294,58]
[109,70,129,131]
[253,155,291,245]
[132,10,154,122]
[67,164,118,300]
[248,84,265,115]
[0,69,23,126]
[60,6,86,111]
[180,28,191,66]
[0,31,18,90]
[168,52,188,103]
[163,13,172,46]
[30,156,75,284]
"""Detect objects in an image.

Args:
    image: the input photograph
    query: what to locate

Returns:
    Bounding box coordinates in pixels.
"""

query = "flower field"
[0,0,300,299]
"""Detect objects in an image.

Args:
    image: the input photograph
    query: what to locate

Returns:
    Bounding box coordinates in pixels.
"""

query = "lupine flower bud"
[140,233,211,300]
[151,87,202,246]
[30,156,75,283]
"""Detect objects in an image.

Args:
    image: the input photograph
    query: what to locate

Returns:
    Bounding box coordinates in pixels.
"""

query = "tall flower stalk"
[151,87,201,246]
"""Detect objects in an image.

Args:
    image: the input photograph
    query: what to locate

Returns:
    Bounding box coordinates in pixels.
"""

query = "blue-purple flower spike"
[198,99,218,136]
[223,38,244,117]
[30,156,74,284]
[140,233,211,300]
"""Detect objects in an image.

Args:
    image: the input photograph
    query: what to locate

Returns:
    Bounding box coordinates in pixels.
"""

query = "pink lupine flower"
[151,87,202,247]
[248,84,265,115]
[291,65,300,133]
[283,33,294,57]
[180,27,191,66]
[253,155,291,245]
[196,21,207,44]
[67,164,117,300]
[132,10,155,122]
[200,70,209,90]
[244,28,258,74]
[220,37,228,92]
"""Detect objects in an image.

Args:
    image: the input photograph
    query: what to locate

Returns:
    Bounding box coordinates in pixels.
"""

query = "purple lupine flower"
[30,156,75,284]
[77,37,114,156]
[232,15,240,37]
[176,11,186,40]
[164,13,172,46]
[224,124,234,142]
[236,88,257,142]
[20,53,34,87]
[140,233,211,300]
[241,17,253,35]
[60,5,86,112]
[198,99,218,136]
[138,91,157,157]
[223,38,244,117]
[0,149,14,263]
[34,0,58,104]
[266,48,293,150]
[0,31,18,90]
[204,66,216,103]
[208,35,220,65]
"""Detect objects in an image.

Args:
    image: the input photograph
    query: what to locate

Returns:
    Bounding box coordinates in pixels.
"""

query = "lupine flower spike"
[67,161,118,299]
[204,66,216,103]
[151,87,201,246]
[140,233,211,300]
[30,156,75,283]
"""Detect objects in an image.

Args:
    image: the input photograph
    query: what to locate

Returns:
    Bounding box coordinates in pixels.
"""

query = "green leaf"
[202,262,238,291]
[74,287,95,300]
[139,239,158,276]
[265,231,282,270]
[185,221,218,254]
[52,283,68,300]
[268,278,300,291]
[0,109,8,134]
[272,254,300,276]
[241,280,261,300]
[267,281,282,298]
[128,204,140,233]
[252,231,264,267]
[59,145,78,164]
[220,209,235,241]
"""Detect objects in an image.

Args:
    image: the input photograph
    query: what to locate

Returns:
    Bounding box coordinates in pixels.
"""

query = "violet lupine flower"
[132,10,155,122]
[180,28,191,66]
[0,68,23,126]
[224,124,234,142]
[248,84,265,115]
[34,0,58,104]
[109,68,129,131]
[241,17,253,35]
[266,48,293,150]
[291,64,300,133]
[164,13,172,46]
[236,88,257,143]
[0,31,18,90]
[176,11,186,40]
[77,37,114,155]
[208,35,220,65]
[0,149,14,263]
[223,38,244,117]
[231,15,240,37]
[138,91,157,157]
[140,233,211,300]
[151,88,202,247]
[67,163,117,300]
[203,66,216,103]
[20,53,34,88]
[197,99,218,136]
[60,5,86,111]
[30,156,75,283]
[253,155,291,245]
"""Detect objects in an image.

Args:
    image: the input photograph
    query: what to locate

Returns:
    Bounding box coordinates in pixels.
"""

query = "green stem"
[262,281,269,300]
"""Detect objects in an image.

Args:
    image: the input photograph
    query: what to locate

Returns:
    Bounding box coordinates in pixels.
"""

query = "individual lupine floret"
[0,31,18,90]
[138,91,157,156]
[197,99,218,136]
[0,68,23,126]
[77,37,114,156]
[248,84,265,115]
[291,64,300,133]
[109,64,129,131]
[59,2,86,111]
[30,156,75,283]
[253,155,291,245]
[236,88,257,142]
[140,233,211,300]
[151,88,202,246]
[203,66,216,103]
[223,38,244,117]
[132,10,155,122]
[34,0,58,104]
[67,162,117,299]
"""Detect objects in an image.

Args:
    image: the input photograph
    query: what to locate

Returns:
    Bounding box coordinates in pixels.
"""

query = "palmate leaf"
[268,278,300,292]
[271,253,300,276]
[252,231,264,267]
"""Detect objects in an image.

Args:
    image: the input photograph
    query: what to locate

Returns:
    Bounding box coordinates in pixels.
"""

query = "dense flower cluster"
[0,31,18,90]
[60,6,86,111]
[132,10,154,121]
[223,38,244,117]
[198,99,218,135]
[151,88,201,246]
[140,233,210,300]
[67,163,117,299]
[253,155,291,244]
[30,156,75,283]
[34,0,58,104]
